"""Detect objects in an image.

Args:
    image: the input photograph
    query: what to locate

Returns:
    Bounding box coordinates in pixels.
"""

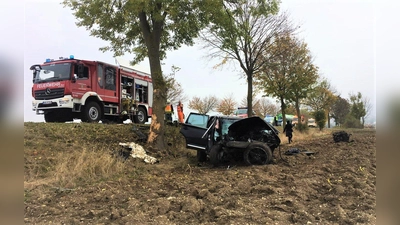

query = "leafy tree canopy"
[63,0,220,64]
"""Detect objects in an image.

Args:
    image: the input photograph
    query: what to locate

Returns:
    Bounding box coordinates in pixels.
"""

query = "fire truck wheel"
[135,107,147,124]
[44,111,72,123]
[44,112,57,123]
[83,101,101,122]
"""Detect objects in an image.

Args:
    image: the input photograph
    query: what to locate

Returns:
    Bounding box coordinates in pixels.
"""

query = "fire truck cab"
[30,55,153,123]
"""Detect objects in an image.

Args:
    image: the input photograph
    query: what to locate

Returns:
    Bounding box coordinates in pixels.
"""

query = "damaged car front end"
[180,113,281,166]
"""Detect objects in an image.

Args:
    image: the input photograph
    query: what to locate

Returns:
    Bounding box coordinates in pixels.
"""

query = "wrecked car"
[180,113,281,166]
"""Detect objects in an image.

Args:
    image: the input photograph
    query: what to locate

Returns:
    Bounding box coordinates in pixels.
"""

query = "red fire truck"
[30,55,153,123]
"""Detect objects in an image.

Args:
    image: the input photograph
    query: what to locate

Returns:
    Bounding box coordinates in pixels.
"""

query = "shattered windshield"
[220,118,239,136]
[34,63,71,83]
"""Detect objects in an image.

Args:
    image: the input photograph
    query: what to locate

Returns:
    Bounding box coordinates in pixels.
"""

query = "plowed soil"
[24,123,376,224]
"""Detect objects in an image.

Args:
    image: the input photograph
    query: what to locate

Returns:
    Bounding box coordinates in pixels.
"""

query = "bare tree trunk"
[327,111,331,128]
[295,98,301,125]
[147,46,167,151]
[280,97,286,127]
[139,11,167,151]
[247,73,253,117]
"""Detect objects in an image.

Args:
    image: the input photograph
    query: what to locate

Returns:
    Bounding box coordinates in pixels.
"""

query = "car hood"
[228,117,279,139]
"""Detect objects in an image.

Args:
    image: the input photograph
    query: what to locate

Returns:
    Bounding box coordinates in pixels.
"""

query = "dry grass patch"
[278,127,332,144]
[52,147,128,188]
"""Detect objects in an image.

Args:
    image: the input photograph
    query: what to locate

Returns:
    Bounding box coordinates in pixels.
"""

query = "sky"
[15,0,389,123]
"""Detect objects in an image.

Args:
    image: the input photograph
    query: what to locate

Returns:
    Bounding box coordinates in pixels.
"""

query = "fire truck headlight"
[32,101,37,107]
[59,98,70,105]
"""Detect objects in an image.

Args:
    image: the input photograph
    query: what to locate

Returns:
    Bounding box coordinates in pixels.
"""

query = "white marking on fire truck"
[36,82,64,89]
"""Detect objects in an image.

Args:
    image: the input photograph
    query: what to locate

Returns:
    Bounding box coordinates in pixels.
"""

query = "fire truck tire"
[44,111,72,123]
[82,101,101,122]
[243,142,272,166]
[135,107,147,124]
[44,112,57,123]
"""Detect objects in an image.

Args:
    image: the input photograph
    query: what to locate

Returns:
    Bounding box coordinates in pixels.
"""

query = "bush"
[343,114,363,128]
[295,123,309,133]
[313,110,326,131]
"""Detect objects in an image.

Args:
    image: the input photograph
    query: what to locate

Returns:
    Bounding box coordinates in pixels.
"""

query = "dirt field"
[24,123,376,224]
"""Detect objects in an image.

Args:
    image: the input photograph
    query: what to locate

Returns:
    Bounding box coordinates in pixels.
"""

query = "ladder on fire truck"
[114,57,151,77]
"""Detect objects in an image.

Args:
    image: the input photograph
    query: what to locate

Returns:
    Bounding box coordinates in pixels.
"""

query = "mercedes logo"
[45,88,51,95]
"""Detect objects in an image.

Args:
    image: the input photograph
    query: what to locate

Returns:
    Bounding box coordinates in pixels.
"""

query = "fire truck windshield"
[34,63,71,83]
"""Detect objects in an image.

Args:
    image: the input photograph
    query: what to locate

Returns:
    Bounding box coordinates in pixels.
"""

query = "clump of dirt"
[24,123,376,224]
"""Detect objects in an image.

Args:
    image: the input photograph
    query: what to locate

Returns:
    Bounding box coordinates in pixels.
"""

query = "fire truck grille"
[34,88,65,100]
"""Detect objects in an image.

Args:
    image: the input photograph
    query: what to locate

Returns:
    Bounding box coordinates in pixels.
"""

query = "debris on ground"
[284,148,300,155]
[333,131,352,143]
[131,125,147,143]
[284,148,315,156]
[119,142,158,164]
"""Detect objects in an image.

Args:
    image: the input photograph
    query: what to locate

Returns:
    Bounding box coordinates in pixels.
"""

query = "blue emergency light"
[45,58,51,62]
[70,55,74,59]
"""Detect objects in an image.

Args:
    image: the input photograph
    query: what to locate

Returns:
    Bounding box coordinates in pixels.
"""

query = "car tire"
[209,144,223,166]
[243,142,273,166]
[197,150,207,162]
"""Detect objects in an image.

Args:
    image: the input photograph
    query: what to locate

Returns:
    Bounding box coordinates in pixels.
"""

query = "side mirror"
[30,65,41,83]
[29,64,42,71]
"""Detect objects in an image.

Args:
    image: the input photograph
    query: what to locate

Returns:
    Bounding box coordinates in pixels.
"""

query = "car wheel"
[243,142,273,166]
[209,144,223,166]
[197,150,207,162]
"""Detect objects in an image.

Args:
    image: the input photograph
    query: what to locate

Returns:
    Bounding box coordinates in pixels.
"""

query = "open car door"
[180,113,210,150]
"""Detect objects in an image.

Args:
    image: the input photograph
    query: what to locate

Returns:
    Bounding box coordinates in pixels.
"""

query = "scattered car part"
[333,131,352,143]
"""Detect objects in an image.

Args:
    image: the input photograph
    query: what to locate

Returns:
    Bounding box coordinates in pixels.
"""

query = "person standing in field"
[283,120,294,144]
[164,100,174,123]
[177,101,185,123]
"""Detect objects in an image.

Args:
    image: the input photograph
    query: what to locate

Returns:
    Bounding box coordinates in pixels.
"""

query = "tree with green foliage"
[284,36,319,125]
[349,92,366,126]
[200,0,295,120]
[305,77,337,127]
[331,95,350,127]
[313,110,326,131]
[255,33,315,127]
[63,0,221,150]
[306,78,337,112]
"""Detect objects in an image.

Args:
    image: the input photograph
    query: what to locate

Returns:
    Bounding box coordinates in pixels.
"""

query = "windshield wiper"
[50,78,64,82]
[34,80,47,84]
